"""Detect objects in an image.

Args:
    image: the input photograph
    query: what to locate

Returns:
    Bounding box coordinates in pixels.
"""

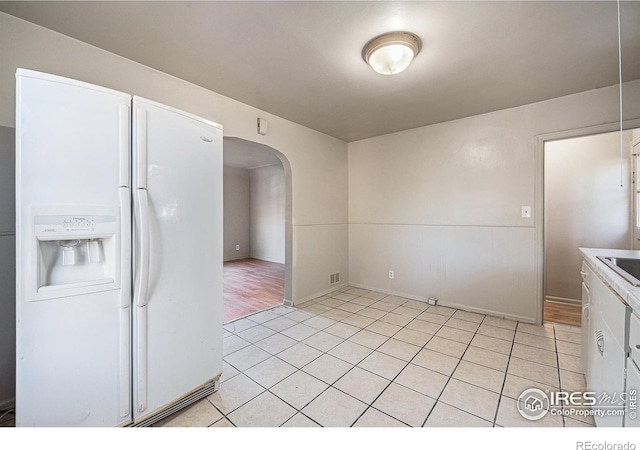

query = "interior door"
[132,97,223,421]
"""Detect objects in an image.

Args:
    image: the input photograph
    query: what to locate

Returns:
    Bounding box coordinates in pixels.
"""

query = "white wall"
[250,164,285,264]
[223,167,251,261]
[224,164,286,264]
[0,13,349,406]
[0,125,15,409]
[349,80,640,323]
[545,131,633,303]
[0,12,349,300]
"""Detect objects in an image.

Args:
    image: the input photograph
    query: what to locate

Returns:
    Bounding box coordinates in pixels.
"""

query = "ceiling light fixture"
[362,31,422,75]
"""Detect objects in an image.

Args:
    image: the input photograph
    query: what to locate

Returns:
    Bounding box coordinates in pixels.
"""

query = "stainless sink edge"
[596,256,640,287]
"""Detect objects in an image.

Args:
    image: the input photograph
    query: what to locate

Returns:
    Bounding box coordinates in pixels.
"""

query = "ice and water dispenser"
[29,206,120,300]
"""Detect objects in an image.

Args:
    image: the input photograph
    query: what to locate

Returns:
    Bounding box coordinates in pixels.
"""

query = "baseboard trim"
[294,283,348,306]
[251,256,285,264]
[226,255,286,264]
[545,296,581,306]
[223,255,252,262]
[347,282,536,324]
[347,282,426,304]
[435,299,536,324]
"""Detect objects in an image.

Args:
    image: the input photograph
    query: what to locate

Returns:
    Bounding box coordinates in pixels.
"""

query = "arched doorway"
[222,137,293,322]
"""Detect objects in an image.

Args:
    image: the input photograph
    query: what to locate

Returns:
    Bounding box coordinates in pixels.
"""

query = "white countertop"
[580,248,640,315]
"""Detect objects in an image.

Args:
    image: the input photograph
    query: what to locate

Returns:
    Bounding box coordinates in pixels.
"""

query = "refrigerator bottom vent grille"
[130,376,220,427]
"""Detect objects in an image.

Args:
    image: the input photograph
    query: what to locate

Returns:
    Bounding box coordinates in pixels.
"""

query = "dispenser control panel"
[35,215,117,237]
[62,217,96,230]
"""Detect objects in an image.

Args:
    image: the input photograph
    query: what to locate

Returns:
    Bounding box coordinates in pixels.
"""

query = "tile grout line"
[491,321,518,427]
[220,295,404,426]
[229,305,513,426]
[553,322,592,428]
[348,306,448,427]
[218,308,336,422]
[553,323,566,428]
[273,295,408,426]
[420,312,510,427]
[352,305,505,426]
[319,294,430,427]
[419,335,472,426]
[302,300,497,426]
[277,295,443,426]
[217,289,571,428]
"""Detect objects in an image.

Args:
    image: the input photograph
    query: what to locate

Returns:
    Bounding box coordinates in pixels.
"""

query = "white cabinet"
[583,263,630,427]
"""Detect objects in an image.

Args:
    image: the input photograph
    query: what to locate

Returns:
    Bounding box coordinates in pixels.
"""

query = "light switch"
[521,206,532,218]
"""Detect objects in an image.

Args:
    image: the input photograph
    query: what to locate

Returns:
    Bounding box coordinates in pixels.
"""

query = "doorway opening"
[542,128,640,326]
[222,137,293,322]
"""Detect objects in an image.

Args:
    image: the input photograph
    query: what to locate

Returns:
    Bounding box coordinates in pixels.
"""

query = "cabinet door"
[585,277,599,391]
[596,320,626,427]
[586,273,628,427]
[581,280,590,373]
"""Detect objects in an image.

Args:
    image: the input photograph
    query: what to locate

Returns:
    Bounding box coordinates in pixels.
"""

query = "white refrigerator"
[15,69,223,427]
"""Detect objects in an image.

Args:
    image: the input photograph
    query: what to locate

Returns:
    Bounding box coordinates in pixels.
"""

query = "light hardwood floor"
[543,301,581,327]
[223,258,285,322]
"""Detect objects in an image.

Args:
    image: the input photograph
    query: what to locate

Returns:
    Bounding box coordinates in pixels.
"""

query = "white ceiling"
[1,1,639,142]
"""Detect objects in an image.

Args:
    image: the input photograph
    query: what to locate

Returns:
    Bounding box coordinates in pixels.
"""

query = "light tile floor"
[156,285,591,428]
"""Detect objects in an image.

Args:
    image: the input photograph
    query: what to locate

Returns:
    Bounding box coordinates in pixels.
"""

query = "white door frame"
[534,118,640,325]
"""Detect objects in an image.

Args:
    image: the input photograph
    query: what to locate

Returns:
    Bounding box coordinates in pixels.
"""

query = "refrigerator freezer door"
[15,69,132,426]
[132,97,223,421]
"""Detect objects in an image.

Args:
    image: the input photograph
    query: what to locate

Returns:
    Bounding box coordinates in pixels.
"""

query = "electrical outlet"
[236,245,240,250]
[389,270,394,279]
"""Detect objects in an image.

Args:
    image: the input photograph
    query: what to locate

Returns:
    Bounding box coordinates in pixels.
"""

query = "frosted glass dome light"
[363,32,421,75]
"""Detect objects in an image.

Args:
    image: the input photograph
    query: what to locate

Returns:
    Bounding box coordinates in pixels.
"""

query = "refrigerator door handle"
[134,189,151,308]
[133,187,150,415]
[119,187,132,309]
